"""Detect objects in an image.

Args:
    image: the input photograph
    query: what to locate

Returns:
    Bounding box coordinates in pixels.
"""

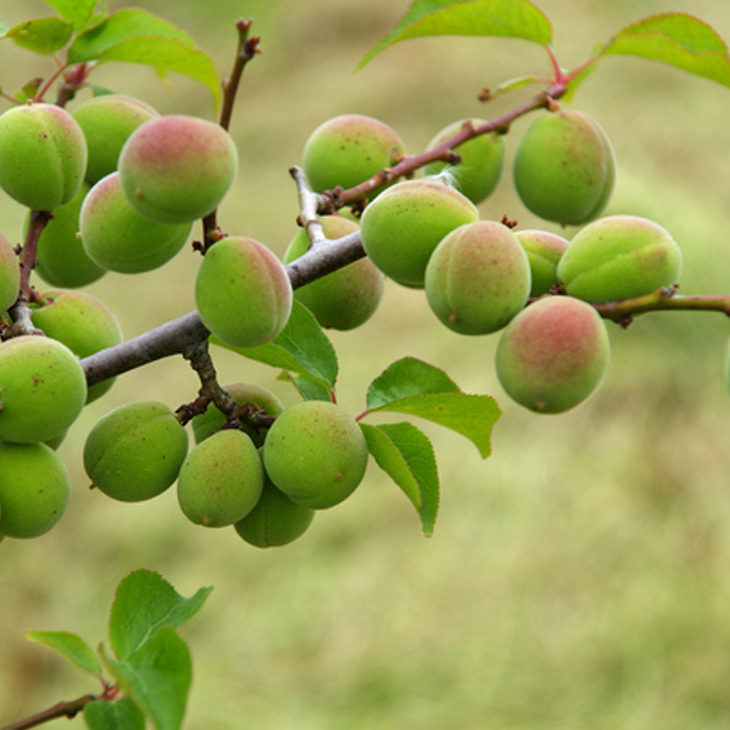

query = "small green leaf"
[84,697,146,730]
[101,629,191,730]
[215,300,339,390]
[601,12,730,89]
[42,0,101,31]
[109,569,212,661]
[25,630,102,678]
[2,17,74,55]
[482,74,541,101]
[358,0,552,69]
[361,422,439,536]
[278,371,334,402]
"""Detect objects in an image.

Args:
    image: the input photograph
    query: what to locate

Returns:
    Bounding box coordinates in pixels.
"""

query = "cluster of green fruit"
[83,389,368,548]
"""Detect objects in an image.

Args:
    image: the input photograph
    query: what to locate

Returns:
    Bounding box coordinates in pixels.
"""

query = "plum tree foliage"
[1,0,730,727]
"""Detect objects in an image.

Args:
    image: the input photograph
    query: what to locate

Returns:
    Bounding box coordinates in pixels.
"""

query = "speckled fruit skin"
[0,442,70,539]
[0,336,87,443]
[263,400,368,510]
[360,178,479,288]
[423,119,505,205]
[0,102,87,211]
[513,111,615,226]
[425,221,531,335]
[83,401,188,502]
[0,232,19,313]
[177,429,264,527]
[495,296,610,414]
[118,114,238,224]
[557,215,683,302]
[196,236,293,348]
[284,215,385,330]
[515,229,570,297]
[30,289,123,403]
[71,94,159,185]
[80,172,192,273]
[302,114,405,193]
[191,382,285,447]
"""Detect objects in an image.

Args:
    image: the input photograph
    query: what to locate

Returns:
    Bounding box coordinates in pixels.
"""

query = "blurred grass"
[2,0,730,728]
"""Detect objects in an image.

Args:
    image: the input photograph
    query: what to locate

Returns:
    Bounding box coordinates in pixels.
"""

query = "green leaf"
[101,629,191,730]
[601,12,730,89]
[0,19,8,36]
[25,630,102,678]
[84,698,146,730]
[367,357,460,410]
[2,17,73,55]
[42,0,101,31]
[67,9,221,105]
[361,422,439,536]
[277,371,334,402]
[214,300,339,390]
[358,0,552,69]
[109,569,212,662]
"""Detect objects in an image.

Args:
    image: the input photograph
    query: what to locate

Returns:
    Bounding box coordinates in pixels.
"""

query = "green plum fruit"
[515,229,570,297]
[557,215,683,302]
[0,232,19,313]
[283,215,385,330]
[234,469,315,548]
[0,441,70,538]
[118,114,238,224]
[177,429,264,527]
[425,221,531,335]
[195,236,293,348]
[30,289,123,403]
[360,178,479,288]
[495,296,610,414]
[80,172,192,273]
[191,382,284,447]
[0,335,87,443]
[263,400,368,510]
[83,401,188,502]
[0,102,87,211]
[71,94,159,185]
[302,114,405,193]
[513,110,615,225]
[30,182,107,288]
[423,119,505,205]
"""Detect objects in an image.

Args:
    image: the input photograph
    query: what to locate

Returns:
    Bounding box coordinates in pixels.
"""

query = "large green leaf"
[601,12,730,89]
[358,0,552,69]
[84,698,146,730]
[25,630,102,678]
[361,422,439,536]
[1,17,73,55]
[42,0,101,31]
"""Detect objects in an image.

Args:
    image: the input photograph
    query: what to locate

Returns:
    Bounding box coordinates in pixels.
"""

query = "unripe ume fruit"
[118,114,238,224]
[360,178,479,288]
[0,102,87,211]
[557,215,683,302]
[425,221,531,335]
[495,296,610,414]
[0,232,20,313]
[513,110,615,225]
[195,236,293,348]
[263,400,369,510]
[515,229,570,297]
[423,119,505,205]
[302,114,405,193]
[83,401,188,502]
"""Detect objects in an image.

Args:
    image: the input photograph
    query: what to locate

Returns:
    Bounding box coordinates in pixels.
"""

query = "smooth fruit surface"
[196,236,293,348]
[284,215,385,330]
[302,114,405,193]
[0,102,87,211]
[513,111,615,225]
[177,429,264,527]
[423,119,505,205]
[0,442,70,538]
[263,400,368,509]
[557,215,683,302]
[425,221,531,335]
[0,232,19,313]
[515,229,570,297]
[360,178,479,288]
[118,114,238,224]
[83,401,188,502]
[495,296,610,414]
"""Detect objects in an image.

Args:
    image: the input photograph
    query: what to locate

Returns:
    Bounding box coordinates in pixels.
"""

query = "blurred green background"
[2,0,730,728]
